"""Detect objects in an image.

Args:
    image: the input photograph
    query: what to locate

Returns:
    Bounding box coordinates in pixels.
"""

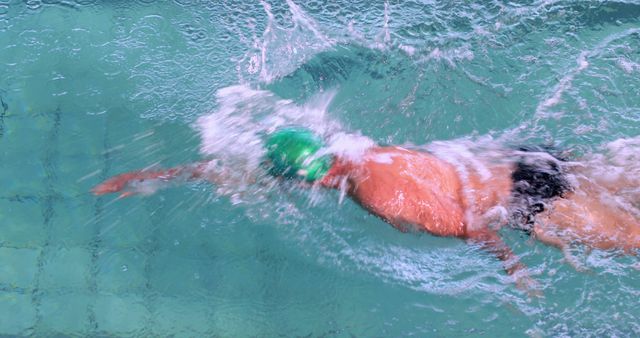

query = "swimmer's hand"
[512,265,543,298]
[92,172,156,198]
[92,172,137,195]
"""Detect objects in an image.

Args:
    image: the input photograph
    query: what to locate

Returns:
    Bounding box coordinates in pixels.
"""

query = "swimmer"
[93,127,640,289]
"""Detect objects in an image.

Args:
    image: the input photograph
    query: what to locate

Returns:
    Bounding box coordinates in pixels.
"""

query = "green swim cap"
[264,127,332,182]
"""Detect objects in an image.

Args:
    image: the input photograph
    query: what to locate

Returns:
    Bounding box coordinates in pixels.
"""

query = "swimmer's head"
[264,127,332,182]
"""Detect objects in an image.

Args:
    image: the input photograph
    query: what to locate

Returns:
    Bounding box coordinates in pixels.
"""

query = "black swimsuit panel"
[510,146,572,234]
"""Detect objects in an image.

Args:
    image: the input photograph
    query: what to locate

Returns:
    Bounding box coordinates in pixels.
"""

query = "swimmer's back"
[339,147,467,236]
[328,146,514,237]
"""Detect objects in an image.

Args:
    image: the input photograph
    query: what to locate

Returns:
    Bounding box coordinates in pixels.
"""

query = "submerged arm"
[466,227,539,294]
[465,228,525,276]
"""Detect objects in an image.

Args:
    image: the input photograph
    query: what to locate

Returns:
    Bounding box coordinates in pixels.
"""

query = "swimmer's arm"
[92,161,230,197]
[421,191,528,277]
[465,228,525,276]
[466,228,541,294]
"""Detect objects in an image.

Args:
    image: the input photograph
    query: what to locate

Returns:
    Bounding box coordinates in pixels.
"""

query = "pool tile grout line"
[0,94,7,138]
[0,285,31,294]
[30,107,61,335]
[0,194,39,203]
[142,200,160,333]
[86,113,112,335]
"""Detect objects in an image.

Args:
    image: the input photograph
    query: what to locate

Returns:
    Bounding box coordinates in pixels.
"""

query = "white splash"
[617,57,638,74]
[534,28,640,116]
[374,1,392,49]
[248,0,335,83]
[422,45,475,67]
[535,52,589,115]
[321,132,376,163]
[196,84,343,173]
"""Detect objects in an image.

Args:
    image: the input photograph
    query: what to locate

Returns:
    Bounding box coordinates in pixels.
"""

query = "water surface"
[0,0,639,336]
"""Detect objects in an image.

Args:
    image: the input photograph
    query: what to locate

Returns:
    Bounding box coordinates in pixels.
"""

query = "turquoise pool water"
[1,0,639,336]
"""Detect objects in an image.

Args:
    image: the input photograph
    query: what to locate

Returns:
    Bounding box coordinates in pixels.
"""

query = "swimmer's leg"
[537,192,640,265]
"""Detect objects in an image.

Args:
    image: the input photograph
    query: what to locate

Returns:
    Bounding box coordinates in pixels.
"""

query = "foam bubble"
[617,57,638,74]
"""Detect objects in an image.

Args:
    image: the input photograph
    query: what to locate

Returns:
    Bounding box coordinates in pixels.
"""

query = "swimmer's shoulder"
[364,145,429,158]
[359,146,448,172]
